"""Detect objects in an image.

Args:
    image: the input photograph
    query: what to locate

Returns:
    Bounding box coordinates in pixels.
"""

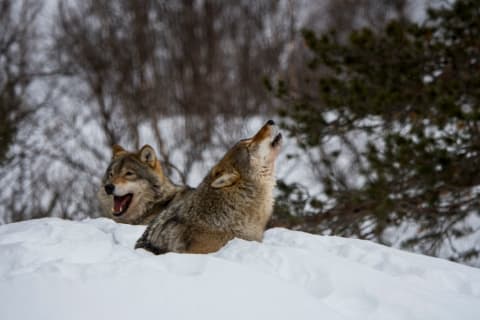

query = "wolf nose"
[104,184,115,195]
[267,119,275,126]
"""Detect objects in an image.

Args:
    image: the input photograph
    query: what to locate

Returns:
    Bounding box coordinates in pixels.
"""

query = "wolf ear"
[211,171,240,189]
[112,144,127,159]
[139,145,157,168]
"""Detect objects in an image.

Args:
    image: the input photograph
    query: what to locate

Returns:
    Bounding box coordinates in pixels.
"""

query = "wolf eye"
[125,171,134,176]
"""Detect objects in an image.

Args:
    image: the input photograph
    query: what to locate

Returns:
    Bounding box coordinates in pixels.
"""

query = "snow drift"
[0,218,479,320]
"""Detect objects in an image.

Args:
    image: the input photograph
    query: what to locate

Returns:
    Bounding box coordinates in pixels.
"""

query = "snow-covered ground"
[0,218,479,320]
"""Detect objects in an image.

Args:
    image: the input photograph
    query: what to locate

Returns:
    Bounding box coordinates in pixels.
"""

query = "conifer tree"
[271,0,480,264]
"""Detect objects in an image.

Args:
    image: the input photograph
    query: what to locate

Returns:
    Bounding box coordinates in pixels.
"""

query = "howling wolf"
[135,120,282,254]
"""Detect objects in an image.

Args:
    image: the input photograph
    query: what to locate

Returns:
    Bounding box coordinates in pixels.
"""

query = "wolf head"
[208,120,282,190]
[98,144,176,224]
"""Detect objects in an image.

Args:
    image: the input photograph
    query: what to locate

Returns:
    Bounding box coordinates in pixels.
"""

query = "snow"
[0,218,479,320]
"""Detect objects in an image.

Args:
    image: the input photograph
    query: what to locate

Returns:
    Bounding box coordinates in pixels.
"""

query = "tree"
[0,0,43,164]
[0,0,61,223]
[271,0,480,264]
[54,0,293,183]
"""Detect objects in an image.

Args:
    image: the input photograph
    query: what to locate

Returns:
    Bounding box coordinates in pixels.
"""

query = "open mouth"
[271,133,282,147]
[112,194,133,216]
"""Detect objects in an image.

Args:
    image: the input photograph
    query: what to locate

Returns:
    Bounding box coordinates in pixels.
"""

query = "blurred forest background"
[1,0,480,266]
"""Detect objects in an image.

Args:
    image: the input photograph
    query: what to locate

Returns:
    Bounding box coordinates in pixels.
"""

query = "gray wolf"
[135,120,282,254]
[98,144,184,225]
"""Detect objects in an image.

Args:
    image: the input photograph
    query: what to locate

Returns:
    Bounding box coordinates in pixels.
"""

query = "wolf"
[98,144,185,225]
[135,120,282,254]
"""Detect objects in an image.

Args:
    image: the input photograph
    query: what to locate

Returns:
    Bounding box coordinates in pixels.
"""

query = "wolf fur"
[135,120,282,254]
[98,144,184,225]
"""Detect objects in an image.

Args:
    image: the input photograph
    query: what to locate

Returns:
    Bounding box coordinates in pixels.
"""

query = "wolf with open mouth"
[98,144,185,225]
[135,120,282,254]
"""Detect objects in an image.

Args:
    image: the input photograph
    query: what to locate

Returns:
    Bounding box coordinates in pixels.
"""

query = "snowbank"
[0,218,479,320]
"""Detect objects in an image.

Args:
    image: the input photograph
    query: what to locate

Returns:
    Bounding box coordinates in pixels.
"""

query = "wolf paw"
[135,238,168,255]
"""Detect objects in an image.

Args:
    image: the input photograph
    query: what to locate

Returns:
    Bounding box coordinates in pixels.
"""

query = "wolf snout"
[104,184,115,195]
[267,119,275,126]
